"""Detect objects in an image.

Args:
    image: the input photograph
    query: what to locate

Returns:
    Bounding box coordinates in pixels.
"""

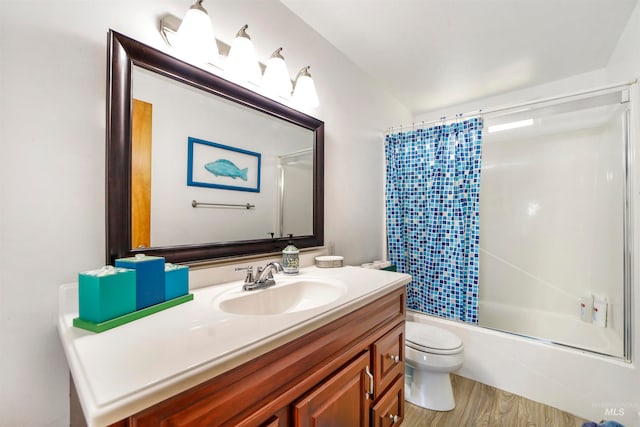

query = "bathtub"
[407,310,638,425]
[478,300,624,358]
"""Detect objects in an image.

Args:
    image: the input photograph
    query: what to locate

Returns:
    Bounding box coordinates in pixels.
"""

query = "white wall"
[0,1,410,425]
[412,2,640,423]
[607,0,640,82]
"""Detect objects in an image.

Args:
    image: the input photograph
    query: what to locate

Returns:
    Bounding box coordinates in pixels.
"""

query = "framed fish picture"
[187,137,261,192]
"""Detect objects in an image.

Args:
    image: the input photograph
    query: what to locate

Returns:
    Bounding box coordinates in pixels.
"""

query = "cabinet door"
[293,351,371,427]
[371,376,404,427]
[373,322,405,398]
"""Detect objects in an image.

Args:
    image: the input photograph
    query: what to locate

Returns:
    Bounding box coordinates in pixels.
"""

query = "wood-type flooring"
[401,375,588,427]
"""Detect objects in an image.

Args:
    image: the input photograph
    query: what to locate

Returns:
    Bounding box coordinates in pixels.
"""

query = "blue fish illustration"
[204,159,248,181]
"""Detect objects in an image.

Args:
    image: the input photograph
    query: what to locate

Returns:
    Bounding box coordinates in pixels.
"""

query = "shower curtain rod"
[386,78,637,135]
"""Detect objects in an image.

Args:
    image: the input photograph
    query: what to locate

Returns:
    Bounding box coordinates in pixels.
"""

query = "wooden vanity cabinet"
[293,351,371,426]
[372,322,405,400]
[292,323,406,427]
[111,287,405,427]
[371,377,404,427]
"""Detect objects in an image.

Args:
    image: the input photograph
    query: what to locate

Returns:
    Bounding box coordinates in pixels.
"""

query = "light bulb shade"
[226,27,262,84]
[292,67,319,108]
[175,1,218,64]
[261,49,293,100]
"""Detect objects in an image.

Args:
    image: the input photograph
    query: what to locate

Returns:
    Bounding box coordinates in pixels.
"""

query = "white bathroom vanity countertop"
[57,265,411,427]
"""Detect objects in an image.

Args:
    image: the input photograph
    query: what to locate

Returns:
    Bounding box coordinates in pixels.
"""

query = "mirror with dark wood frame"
[106,30,324,264]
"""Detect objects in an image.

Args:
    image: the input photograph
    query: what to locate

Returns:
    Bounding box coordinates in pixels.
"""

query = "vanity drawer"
[260,417,282,427]
[235,406,289,427]
[371,376,404,427]
[372,322,404,398]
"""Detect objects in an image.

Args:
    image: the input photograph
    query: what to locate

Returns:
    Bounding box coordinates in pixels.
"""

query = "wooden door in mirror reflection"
[131,98,152,249]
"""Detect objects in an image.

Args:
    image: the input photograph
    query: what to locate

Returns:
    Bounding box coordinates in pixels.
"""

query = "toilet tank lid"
[406,321,463,351]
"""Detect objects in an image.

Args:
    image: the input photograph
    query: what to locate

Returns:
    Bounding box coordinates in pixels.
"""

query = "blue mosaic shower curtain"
[385,118,483,323]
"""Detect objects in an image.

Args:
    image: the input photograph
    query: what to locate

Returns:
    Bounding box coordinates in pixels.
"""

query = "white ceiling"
[280,0,638,115]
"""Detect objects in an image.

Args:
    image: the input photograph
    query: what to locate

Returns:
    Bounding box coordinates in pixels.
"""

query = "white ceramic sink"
[215,278,347,315]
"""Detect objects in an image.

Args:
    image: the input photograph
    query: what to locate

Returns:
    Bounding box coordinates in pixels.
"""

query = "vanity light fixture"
[225,25,262,85]
[159,6,320,109]
[262,48,293,100]
[292,66,319,109]
[174,0,218,64]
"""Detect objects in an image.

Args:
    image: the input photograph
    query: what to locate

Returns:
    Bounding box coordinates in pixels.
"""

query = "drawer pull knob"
[389,354,400,363]
[388,414,399,423]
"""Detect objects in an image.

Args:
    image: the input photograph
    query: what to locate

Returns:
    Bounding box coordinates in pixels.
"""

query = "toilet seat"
[406,321,463,355]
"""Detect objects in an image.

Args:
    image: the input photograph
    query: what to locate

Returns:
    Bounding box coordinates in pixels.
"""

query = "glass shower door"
[478,89,630,359]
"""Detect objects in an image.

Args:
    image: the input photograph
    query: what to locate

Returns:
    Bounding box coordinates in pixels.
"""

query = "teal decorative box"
[78,266,136,323]
[165,263,189,300]
[115,254,165,310]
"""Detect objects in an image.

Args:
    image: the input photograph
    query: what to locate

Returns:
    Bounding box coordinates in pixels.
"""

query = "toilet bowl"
[404,320,464,411]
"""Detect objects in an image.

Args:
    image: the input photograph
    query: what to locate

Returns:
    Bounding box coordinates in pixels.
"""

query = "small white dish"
[315,255,344,268]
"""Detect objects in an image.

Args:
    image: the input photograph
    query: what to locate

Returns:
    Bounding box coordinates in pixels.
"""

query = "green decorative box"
[73,293,194,333]
[78,266,136,324]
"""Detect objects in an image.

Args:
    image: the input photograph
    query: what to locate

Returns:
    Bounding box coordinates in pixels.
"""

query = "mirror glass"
[132,67,314,247]
[106,31,324,264]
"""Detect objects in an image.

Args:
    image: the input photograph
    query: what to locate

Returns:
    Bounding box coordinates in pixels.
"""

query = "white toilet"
[404,320,464,411]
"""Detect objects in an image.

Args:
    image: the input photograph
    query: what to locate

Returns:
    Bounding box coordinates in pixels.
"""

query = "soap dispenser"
[282,234,299,275]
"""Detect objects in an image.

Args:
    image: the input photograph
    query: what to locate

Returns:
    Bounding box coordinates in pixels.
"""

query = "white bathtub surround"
[479,301,623,358]
[58,266,410,426]
[408,311,638,425]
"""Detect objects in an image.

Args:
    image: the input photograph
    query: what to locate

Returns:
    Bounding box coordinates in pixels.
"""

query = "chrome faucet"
[236,262,284,291]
